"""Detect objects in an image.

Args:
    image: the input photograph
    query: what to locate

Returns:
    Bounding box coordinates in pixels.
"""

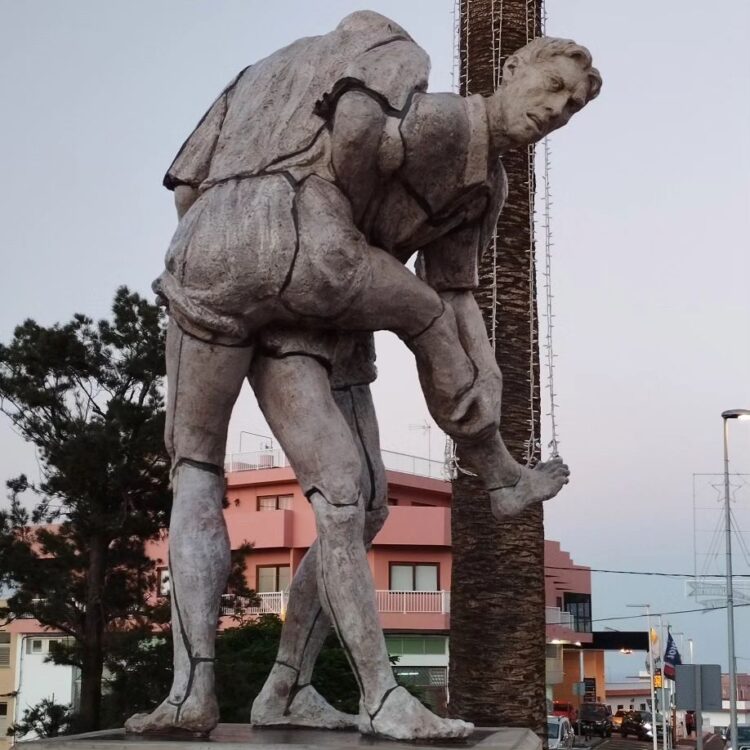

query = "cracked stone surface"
[135,8,600,742]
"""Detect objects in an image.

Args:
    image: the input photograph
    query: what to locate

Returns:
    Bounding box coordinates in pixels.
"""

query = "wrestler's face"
[501,55,590,145]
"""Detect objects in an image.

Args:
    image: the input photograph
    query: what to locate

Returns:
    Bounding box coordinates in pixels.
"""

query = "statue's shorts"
[153,173,372,347]
[157,173,379,468]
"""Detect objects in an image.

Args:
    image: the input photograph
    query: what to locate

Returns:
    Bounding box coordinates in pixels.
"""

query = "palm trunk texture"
[448,0,546,733]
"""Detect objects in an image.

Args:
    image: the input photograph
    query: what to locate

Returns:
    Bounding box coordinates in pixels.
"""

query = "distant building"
[0,610,78,746]
[147,446,596,711]
[2,446,599,727]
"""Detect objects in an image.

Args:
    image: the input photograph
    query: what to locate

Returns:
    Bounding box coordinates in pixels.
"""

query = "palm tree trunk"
[448,0,546,733]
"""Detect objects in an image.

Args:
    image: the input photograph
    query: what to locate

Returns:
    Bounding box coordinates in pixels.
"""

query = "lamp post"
[721,408,750,750]
[628,604,658,750]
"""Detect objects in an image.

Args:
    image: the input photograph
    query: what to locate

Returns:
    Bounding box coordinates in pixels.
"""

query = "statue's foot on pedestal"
[124,694,219,738]
[360,686,473,741]
[252,684,357,730]
[489,457,570,518]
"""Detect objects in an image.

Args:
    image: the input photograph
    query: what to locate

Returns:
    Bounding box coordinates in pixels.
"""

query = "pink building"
[150,448,593,711]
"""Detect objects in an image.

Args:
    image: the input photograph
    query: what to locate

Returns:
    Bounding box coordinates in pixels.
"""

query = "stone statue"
[125,10,600,742]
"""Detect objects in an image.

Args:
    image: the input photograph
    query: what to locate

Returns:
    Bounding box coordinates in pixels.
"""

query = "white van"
[548,716,575,750]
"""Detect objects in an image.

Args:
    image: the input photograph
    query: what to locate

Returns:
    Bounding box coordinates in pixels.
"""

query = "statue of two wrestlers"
[126,10,600,741]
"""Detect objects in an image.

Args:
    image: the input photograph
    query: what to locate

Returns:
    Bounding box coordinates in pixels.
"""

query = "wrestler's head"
[497,37,601,146]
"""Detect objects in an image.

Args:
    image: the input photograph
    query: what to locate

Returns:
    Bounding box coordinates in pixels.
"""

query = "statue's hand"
[444,369,503,442]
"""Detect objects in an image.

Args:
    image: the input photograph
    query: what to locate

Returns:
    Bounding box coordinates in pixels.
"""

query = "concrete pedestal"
[24,724,542,750]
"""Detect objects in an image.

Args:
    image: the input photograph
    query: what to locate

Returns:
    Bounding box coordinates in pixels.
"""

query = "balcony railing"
[545,606,575,628]
[221,590,450,616]
[220,591,287,616]
[225,448,448,481]
[376,590,450,614]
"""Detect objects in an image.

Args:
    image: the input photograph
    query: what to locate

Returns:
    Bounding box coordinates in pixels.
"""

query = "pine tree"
[0,287,171,732]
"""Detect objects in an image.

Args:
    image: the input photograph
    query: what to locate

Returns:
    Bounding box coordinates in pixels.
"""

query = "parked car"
[725,724,750,750]
[578,702,613,737]
[620,710,664,740]
[611,709,627,730]
[552,701,579,725]
[548,716,575,750]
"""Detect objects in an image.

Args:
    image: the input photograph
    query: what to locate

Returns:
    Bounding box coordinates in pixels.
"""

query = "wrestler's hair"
[506,37,602,102]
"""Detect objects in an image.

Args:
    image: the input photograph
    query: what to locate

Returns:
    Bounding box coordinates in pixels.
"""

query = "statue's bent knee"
[310,491,364,539]
[364,506,389,545]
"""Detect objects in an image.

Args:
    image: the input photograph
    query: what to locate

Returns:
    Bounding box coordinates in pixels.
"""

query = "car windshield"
[547,722,561,739]
[581,705,607,719]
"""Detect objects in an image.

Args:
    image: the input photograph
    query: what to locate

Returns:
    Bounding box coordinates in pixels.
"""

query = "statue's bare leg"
[251,380,388,729]
[125,322,253,736]
[307,248,568,513]
[249,354,472,740]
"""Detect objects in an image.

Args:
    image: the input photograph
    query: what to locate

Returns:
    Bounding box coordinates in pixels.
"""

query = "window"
[563,593,592,633]
[389,563,439,591]
[0,702,7,734]
[0,633,9,667]
[387,498,399,506]
[257,494,293,511]
[158,567,170,596]
[386,635,447,656]
[26,638,44,654]
[257,565,291,592]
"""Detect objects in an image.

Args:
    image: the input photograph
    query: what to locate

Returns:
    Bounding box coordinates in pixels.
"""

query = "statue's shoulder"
[335,10,413,42]
[332,12,431,111]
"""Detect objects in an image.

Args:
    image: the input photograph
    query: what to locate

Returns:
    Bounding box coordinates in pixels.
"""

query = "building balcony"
[221,592,585,641]
[546,606,574,628]
[226,448,448,481]
[545,605,593,644]
[221,590,450,619]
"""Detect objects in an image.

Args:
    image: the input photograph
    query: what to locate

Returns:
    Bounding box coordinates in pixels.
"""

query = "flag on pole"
[663,631,682,679]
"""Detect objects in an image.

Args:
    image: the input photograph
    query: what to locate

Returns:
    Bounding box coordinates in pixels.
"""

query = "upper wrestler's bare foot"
[252,683,357,729]
[489,457,570,518]
[125,692,219,738]
[360,686,473,741]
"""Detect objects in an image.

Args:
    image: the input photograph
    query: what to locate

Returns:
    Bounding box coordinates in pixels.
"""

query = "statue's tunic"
[154,10,506,384]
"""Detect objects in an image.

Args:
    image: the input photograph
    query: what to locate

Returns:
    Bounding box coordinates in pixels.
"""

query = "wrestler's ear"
[503,55,520,79]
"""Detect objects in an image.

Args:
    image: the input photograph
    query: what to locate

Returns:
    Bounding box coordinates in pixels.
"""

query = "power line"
[545,565,750,578]
[593,602,750,624]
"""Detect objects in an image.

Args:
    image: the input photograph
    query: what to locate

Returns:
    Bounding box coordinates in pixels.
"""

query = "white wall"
[14,635,76,732]
[700,702,750,733]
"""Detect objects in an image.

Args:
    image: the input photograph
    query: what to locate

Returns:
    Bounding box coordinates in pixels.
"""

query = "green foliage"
[100,632,174,728]
[98,615,361,726]
[0,288,172,730]
[214,615,360,720]
[7,698,73,739]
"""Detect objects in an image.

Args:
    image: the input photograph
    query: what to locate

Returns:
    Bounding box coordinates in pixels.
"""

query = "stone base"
[24,724,542,750]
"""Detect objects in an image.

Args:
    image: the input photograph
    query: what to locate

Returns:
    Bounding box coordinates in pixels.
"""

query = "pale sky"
[1,1,749,680]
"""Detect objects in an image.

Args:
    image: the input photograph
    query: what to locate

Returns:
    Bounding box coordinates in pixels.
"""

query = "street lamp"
[627,604,658,750]
[721,408,750,750]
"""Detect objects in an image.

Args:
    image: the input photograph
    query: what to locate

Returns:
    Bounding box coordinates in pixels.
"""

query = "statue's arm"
[415,227,497,380]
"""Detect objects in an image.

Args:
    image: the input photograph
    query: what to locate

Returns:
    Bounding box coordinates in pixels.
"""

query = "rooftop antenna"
[409,420,432,465]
